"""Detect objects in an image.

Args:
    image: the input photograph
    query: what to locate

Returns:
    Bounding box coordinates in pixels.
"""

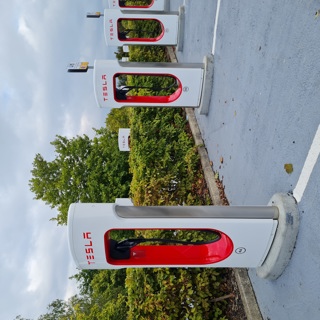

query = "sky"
[0,0,116,319]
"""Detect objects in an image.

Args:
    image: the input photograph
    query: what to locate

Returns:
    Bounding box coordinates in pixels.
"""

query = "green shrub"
[129,107,200,206]
[126,267,227,320]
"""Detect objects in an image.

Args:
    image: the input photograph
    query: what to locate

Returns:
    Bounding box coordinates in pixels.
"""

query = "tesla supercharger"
[108,0,169,11]
[67,194,299,279]
[87,9,184,48]
[93,58,213,114]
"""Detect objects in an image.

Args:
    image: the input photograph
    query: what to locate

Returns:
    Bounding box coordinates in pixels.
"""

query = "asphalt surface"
[170,0,320,319]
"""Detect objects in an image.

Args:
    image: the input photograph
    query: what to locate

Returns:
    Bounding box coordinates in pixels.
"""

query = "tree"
[36,270,129,320]
[105,107,131,134]
[37,299,75,320]
[29,127,132,225]
[114,47,128,60]
[88,269,128,320]
[69,269,99,296]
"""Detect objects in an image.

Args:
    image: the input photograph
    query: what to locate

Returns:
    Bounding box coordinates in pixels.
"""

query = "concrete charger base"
[177,6,185,52]
[198,54,214,115]
[256,193,299,280]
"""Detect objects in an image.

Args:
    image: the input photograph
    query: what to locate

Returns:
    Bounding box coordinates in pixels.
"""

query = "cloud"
[0,200,78,319]
[18,16,39,52]
[64,262,79,300]
[79,113,93,135]
[25,213,70,294]
[63,112,96,138]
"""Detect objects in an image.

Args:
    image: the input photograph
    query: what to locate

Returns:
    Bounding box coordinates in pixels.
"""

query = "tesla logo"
[83,232,95,265]
[109,19,114,40]
[101,74,109,101]
[235,247,246,254]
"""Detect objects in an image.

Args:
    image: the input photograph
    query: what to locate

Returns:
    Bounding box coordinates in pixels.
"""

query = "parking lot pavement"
[172,0,320,319]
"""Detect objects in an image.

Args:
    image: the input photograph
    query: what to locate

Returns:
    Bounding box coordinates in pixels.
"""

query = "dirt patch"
[214,175,230,206]
[223,269,247,320]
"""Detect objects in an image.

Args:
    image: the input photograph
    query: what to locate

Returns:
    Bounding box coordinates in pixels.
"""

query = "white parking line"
[212,0,221,55]
[293,124,320,202]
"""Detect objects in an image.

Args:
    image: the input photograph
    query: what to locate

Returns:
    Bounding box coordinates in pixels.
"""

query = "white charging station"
[67,57,213,114]
[87,9,184,48]
[92,57,213,114]
[68,194,299,279]
[68,199,279,269]
[108,0,169,11]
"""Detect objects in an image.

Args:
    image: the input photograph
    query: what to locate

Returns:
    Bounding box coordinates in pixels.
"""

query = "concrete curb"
[167,46,263,320]
[177,5,185,52]
[235,269,263,320]
[184,108,224,206]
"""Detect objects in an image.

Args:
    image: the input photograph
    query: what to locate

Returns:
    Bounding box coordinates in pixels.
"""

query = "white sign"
[118,128,130,151]
[67,62,89,72]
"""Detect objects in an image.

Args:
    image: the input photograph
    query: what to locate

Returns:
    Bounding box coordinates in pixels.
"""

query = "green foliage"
[114,21,169,63]
[128,107,203,206]
[109,229,135,241]
[126,268,227,320]
[38,299,75,320]
[29,128,132,225]
[134,229,220,244]
[124,0,152,7]
[105,107,131,133]
[37,270,129,320]
[69,270,99,296]
[129,45,168,62]
[119,19,162,39]
[114,47,128,60]
[125,74,178,97]
[88,270,128,320]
